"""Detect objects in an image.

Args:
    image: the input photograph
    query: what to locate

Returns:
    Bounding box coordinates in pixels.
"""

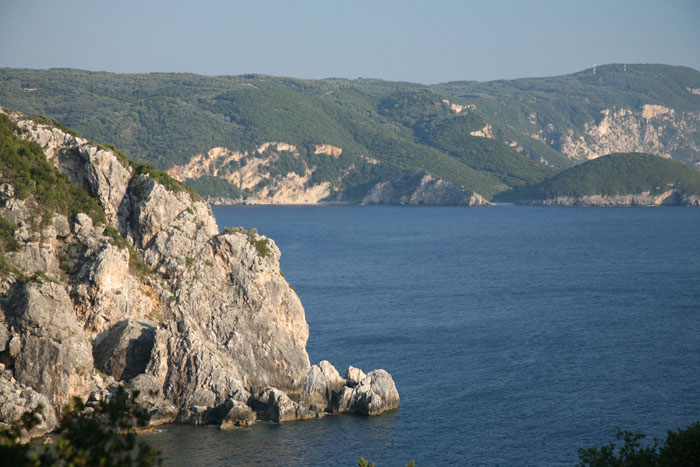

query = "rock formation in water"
[0,109,399,440]
[360,171,490,206]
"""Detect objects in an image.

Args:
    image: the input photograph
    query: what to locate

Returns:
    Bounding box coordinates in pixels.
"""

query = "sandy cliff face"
[167,143,334,204]
[549,105,700,162]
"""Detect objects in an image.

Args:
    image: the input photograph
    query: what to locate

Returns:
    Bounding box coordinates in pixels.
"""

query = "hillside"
[1,64,699,202]
[435,64,700,166]
[500,152,700,205]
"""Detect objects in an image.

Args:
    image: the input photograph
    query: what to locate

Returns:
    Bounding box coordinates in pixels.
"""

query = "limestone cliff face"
[360,171,490,206]
[168,143,484,206]
[0,109,328,436]
[167,144,333,204]
[541,105,700,163]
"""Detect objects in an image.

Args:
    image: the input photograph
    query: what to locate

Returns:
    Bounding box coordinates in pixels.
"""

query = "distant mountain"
[1,64,699,203]
[500,152,700,206]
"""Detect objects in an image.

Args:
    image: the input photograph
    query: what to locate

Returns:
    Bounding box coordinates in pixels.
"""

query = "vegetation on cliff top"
[0,113,107,225]
[497,152,700,202]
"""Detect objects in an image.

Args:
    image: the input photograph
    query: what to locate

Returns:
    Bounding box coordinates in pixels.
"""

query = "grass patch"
[0,253,25,280]
[0,113,107,226]
[102,226,152,279]
[222,226,270,258]
[0,218,20,252]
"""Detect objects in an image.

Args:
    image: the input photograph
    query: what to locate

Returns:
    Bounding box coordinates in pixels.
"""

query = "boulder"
[220,401,256,429]
[7,281,93,414]
[335,369,400,416]
[93,319,156,380]
[0,366,57,441]
[299,360,345,411]
[251,387,320,423]
[344,366,366,387]
[148,403,178,426]
[126,374,164,408]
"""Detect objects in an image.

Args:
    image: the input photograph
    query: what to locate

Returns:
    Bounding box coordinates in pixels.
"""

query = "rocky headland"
[0,109,399,441]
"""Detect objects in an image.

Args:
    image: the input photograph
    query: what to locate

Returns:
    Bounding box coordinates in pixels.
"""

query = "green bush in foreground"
[0,387,162,466]
[578,421,700,466]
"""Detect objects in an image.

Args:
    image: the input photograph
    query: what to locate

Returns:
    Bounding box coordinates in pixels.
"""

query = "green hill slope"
[434,64,700,166]
[1,64,699,202]
[499,152,700,202]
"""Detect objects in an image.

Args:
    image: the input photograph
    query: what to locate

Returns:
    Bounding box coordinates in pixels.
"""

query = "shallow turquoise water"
[145,205,700,466]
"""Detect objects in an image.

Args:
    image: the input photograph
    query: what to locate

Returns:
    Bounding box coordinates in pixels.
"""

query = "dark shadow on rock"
[93,319,156,381]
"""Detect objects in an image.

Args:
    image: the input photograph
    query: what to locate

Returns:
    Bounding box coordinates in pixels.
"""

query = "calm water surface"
[146,205,700,466]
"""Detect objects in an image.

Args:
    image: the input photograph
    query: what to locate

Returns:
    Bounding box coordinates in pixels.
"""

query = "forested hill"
[1,64,698,202]
[500,152,700,204]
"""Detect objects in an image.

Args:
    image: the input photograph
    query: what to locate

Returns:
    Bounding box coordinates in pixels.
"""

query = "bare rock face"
[546,105,700,163]
[0,365,57,441]
[220,401,256,429]
[5,281,94,414]
[145,231,310,406]
[299,360,346,411]
[93,321,157,381]
[251,387,320,423]
[335,370,400,416]
[0,109,398,439]
[361,171,490,206]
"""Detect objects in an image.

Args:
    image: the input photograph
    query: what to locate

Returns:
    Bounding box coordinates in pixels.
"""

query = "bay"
[146,205,700,466]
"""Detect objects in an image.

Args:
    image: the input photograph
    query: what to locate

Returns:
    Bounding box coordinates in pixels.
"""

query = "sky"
[1,0,699,84]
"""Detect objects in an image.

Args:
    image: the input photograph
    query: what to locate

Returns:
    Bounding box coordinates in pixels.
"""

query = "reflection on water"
[146,411,399,466]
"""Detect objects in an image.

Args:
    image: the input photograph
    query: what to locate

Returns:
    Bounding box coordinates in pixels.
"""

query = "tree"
[578,422,700,467]
[0,387,162,466]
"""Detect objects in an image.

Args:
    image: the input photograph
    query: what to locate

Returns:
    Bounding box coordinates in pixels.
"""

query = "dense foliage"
[0,113,106,225]
[499,153,700,201]
[578,422,700,466]
[184,175,243,199]
[0,387,162,466]
[1,64,698,200]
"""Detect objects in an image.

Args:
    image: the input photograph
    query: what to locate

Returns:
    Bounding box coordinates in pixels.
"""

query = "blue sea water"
[146,205,700,466]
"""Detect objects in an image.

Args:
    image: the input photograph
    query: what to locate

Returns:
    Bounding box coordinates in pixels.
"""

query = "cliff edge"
[0,109,398,439]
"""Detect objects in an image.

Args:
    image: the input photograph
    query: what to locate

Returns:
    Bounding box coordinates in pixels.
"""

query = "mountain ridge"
[1,64,699,204]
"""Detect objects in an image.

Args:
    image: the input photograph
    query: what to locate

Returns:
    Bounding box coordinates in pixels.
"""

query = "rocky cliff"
[544,105,700,165]
[168,144,489,206]
[360,171,490,206]
[0,109,399,440]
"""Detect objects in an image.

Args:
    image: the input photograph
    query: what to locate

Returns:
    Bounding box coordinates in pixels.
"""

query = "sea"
[145,205,700,466]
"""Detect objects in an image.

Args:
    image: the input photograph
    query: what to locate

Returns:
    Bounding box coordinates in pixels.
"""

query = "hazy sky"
[2,0,698,84]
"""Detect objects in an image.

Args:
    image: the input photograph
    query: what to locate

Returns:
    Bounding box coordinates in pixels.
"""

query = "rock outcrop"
[545,105,700,162]
[361,171,490,206]
[300,361,400,416]
[517,190,700,207]
[0,109,399,439]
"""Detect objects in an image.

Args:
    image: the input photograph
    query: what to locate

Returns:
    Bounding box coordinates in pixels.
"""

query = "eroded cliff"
[0,109,398,440]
